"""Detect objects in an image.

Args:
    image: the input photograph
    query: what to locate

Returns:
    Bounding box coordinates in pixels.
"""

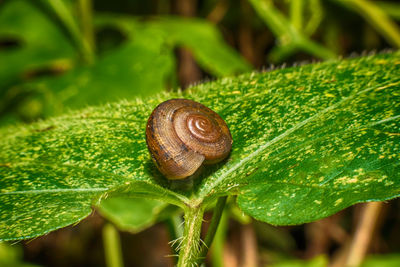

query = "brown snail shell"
[146,99,232,180]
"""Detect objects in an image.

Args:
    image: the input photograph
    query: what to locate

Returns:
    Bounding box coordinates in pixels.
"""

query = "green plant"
[0,0,250,123]
[1,51,399,266]
[1,0,400,266]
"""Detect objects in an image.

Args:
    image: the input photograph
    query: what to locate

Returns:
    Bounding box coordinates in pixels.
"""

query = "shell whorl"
[146,99,232,180]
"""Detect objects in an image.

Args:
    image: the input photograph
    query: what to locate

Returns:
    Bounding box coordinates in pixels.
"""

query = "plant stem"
[334,0,400,48]
[210,209,228,267]
[197,196,227,264]
[297,37,336,60]
[103,223,124,267]
[248,0,336,60]
[345,201,383,267]
[241,223,258,267]
[78,0,95,53]
[290,0,304,30]
[304,0,323,36]
[177,204,205,267]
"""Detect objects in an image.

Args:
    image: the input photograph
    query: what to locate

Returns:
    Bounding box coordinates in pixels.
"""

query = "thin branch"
[345,201,383,267]
[103,223,124,267]
[78,0,95,53]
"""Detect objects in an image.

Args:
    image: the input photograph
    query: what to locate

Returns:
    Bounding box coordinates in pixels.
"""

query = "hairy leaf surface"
[1,52,399,240]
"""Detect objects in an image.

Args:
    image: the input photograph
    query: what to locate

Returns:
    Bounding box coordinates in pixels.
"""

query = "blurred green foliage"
[1,0,399,125]
[0,0,250,124]
[269,254,400,267]
[0,243,39,267]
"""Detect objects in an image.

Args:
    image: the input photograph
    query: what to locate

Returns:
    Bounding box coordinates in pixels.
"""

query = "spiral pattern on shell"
[146,99,232,180]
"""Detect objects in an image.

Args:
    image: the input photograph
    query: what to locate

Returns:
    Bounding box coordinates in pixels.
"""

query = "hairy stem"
[166,214,184,261]
[177,204,205,267]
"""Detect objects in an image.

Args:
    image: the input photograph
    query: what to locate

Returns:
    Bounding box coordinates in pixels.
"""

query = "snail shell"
[146,99,232,180]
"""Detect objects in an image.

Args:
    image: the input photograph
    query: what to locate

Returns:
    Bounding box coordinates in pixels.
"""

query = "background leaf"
[96,15,252,77]
[0,13,251,121]
[98,197,169,233]
[1,51,399,241]
[0,242,39,267]
[24,40,175,115]
[0,0,75,93]
[146,17,252,76]
[332,0,400,48]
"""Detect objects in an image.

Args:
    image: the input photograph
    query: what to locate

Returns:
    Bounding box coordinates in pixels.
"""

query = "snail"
[146,99,232,180]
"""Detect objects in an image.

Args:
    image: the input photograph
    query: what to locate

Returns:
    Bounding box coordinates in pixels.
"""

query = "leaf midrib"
[0,188,108,195]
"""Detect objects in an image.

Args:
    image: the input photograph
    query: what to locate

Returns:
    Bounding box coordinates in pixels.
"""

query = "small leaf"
[98,197,167,233]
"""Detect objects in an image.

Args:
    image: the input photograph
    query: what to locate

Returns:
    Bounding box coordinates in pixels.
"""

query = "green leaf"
[0,100,186,241]
[145,17,252,76]
[1,51,399,241]
[235,58,400,224]
[0,0,75,91]
[1,188,99,241]
[24,40,174,114]
[97,197,168,233]
[96,15,252,77]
